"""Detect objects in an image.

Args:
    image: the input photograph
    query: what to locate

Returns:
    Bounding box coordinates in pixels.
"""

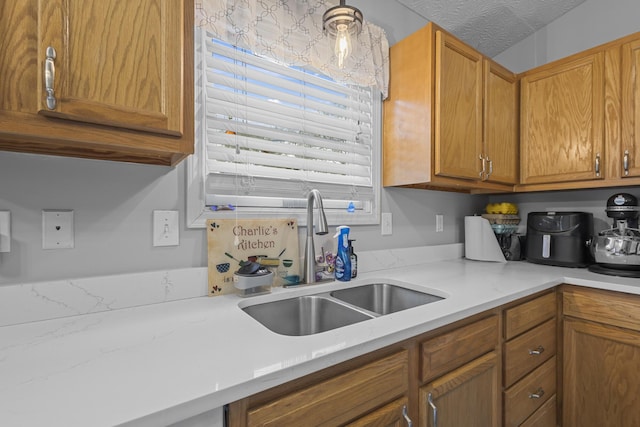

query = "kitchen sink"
[241,283,445,336]
[330,283,444,315]
[242,295,374,336]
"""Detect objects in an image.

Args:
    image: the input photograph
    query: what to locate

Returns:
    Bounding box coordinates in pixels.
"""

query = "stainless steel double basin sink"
[241,283,444,336]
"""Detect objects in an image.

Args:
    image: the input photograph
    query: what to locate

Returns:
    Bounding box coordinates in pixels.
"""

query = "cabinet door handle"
[402,405,413,427]
[428,392,438,427]
[528,388,545,399]
[479,155,486,180]
[595,153,601,177]
[624,150,630,176]
[44,46,57,110]
[528,345,544,355]
[487,158,493,178]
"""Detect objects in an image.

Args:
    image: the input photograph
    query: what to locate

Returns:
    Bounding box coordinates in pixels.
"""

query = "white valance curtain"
[195,0,390,98]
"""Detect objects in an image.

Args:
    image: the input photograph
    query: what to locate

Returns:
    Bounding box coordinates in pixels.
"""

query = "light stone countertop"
[2,246,640,427]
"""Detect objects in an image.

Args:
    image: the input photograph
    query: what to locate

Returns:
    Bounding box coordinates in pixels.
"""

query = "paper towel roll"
[464,216,506,262]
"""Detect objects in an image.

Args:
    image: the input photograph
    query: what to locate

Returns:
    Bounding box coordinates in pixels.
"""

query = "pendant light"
[322,0,363,69]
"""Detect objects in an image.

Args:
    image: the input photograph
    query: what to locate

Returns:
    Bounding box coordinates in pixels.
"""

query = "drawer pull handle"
[528,345,544,355]
[428,392,438,427]
[479,154,487,179]
[529,388,545,399]
[402,405,413,427]
[624,150,630,176]
[44,46,57,110]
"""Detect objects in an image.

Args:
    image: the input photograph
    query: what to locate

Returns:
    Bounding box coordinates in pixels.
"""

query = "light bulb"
[334,23,352,69]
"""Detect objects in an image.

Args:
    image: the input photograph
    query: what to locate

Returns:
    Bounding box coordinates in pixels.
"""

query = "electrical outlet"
[153,210,179,247]
[436,214,444,232]
[42,210,74,249]
[0,211,10,253]
[381,212,393,235]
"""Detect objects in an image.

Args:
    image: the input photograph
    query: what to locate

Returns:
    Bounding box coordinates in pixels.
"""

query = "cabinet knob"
[528,345,544,355]
[595,153,601,177]
[44,46,57,110]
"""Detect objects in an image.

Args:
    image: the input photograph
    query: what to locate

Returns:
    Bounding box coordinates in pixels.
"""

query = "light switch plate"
[153,210,179,247]
[0,211,10,253]
[42,210,74,249]
[381,212,393,235]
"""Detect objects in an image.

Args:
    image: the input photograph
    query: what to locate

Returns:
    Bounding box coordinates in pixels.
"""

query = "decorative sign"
[206,218,299,296]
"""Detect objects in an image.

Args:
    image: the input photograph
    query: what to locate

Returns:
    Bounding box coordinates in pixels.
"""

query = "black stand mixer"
[589,193,640,277]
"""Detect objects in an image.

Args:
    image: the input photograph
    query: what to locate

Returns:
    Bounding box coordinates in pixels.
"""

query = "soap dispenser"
[348,239,357,278]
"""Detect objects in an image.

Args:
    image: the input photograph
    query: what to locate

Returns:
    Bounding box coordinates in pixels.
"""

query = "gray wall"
[0,1,487,285]
[494,0,640,73]
[5,0,635,285]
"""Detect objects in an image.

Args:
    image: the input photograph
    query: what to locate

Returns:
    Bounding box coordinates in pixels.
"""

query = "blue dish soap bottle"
[333,226,351,281]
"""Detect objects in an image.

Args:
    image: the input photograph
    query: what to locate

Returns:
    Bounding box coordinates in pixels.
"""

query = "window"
[187,29,380,228]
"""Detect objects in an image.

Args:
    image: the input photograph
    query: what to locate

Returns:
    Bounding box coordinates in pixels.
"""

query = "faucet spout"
[303,189,328,284]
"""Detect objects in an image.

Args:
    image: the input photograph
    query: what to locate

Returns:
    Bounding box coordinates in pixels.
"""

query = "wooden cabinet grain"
[0,0,193,166]
[562,286,640,427]
[503,291,557,427]
[227,350,410,426]
[520,52,605,185]
[383,23,517,192]
[419,351,500,427]
[621,37,640,178]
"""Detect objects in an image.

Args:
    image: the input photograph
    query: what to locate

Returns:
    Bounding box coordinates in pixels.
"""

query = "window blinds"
[200,31,376,215]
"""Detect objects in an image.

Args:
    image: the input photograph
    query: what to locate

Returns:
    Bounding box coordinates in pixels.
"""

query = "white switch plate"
[381,212,393,235]
[42,210,74,249]
[436,214,444,232]
[153,210,179,247]
[0,211,10,253]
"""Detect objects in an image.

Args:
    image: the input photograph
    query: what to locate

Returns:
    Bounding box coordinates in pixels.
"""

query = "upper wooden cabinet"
[383,23,518,192]
[517,30,640,192]
[485,60,520,185]
[0,0,193,166]
[621,38,640,178]
[520,52,605,185]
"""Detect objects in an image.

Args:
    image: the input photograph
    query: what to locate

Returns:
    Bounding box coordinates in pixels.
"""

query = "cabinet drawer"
[563,286,640,332]
[246,350,408,426]
[504,356,556,427]
[504,318,556,387]
[520,395,557,427]
[505,292,556,340]
[421,315,498,382]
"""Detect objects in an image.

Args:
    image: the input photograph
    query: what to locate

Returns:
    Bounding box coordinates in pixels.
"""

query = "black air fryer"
[526,212,593,267]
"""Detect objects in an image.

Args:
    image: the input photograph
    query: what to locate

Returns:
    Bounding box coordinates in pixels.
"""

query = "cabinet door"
[621,38,640,177]
[484,60,518,184]
[419,351,500,427]
[434,30,483,181]
[520,53,605,184]
[38,0,184,136]
[563,317,640,427]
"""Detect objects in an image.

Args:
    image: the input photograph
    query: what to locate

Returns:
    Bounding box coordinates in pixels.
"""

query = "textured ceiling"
[397,0,587,57]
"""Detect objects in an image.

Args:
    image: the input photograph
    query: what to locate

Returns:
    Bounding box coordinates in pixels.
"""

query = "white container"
[233,270,274,297]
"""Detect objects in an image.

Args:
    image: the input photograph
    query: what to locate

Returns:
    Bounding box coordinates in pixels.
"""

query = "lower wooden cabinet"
[345,397,410,427]
[228,350,409,426]
[502,290,557,427]
[419,351,500,426]
[563,286,640,427]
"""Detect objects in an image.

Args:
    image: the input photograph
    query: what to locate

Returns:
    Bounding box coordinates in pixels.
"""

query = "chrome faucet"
[303,189,328,284]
